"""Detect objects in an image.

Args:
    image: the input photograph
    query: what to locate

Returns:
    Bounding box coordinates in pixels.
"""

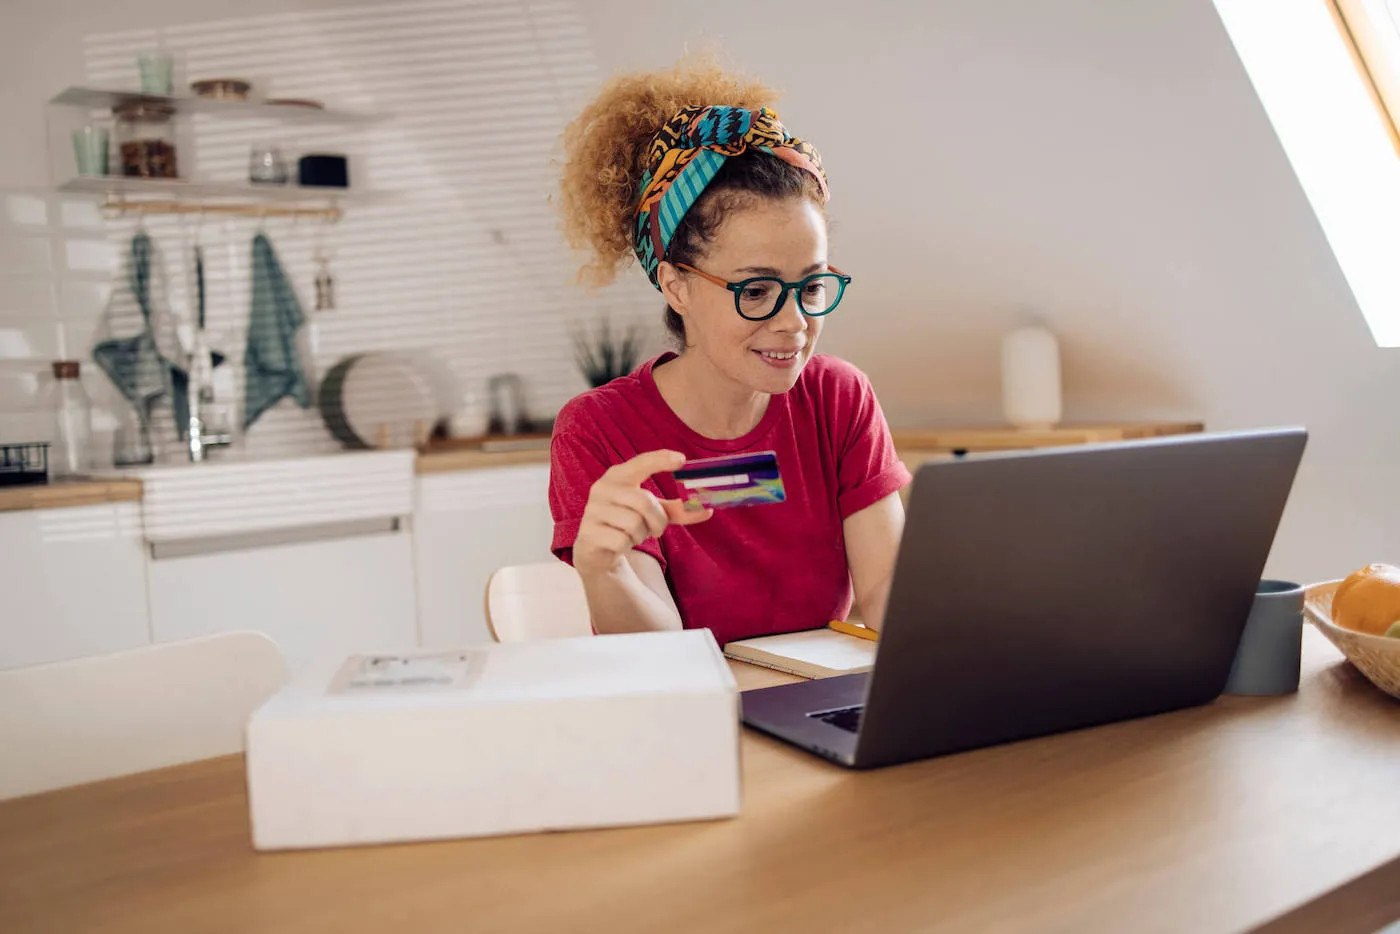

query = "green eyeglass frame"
[675,263,853,321]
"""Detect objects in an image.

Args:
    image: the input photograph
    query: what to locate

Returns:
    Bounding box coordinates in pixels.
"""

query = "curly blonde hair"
[559,56,783,288]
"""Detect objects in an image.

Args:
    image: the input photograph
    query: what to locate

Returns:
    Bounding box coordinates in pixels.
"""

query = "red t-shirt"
[549,352,911,646]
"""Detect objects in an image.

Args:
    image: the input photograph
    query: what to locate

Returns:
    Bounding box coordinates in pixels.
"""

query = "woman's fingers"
[587,502,651,547]
[612,486,670,539]
[604,449,685,487]
[577,450,707,572]
[661,498,713,526]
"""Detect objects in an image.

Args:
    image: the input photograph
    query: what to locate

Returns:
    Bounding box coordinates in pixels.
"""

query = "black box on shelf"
[298,154,349,188]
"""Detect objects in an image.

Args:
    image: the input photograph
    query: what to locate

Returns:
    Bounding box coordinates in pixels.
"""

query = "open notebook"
[722,627,877,679]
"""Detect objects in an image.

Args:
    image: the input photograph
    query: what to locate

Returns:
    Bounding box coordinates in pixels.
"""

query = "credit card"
[672,451,785,510]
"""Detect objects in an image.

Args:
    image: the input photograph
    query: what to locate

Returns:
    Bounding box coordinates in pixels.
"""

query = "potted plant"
[572,319,643,388]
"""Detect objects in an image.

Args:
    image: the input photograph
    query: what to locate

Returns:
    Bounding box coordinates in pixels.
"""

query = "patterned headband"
[633,105,829,289]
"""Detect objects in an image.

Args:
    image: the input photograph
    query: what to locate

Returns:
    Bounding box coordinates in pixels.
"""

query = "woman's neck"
[653,350,770,440]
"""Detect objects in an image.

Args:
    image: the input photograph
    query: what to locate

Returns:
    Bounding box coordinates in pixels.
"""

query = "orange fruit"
[1333,564,1400,636]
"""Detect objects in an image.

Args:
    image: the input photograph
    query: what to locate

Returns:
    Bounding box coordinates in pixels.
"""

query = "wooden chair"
[484,561,593,642]
[0,631,287,800]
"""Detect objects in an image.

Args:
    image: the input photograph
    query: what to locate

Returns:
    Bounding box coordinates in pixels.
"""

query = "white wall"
[569,0,1400,583]
[3,0,1395,582]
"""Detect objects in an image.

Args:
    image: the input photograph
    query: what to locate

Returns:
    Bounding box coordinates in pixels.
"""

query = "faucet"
[187,385,232,463]
[186,335,231,463]
[187,415,231,463]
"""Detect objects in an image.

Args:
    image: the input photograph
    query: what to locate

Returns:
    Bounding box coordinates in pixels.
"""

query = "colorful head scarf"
[633,105,829,289]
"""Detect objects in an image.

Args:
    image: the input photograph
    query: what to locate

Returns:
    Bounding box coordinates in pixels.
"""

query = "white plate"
[320,351,457,449]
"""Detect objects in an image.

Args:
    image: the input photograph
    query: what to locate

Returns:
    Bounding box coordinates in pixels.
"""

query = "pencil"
[828,619,878,642]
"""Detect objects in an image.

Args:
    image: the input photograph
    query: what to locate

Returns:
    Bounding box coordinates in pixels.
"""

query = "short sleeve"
[833,364,912,519]
[548,397,666,570]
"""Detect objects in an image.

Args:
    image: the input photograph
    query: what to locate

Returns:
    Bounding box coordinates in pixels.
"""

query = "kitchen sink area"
[129,448,414,547]
[0,445,555,674]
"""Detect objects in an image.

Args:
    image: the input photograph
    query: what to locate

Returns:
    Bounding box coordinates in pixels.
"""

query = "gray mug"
[1223,579,1306,695]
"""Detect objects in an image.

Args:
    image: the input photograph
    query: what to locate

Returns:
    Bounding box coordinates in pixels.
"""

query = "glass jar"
[114,102,179,179]
[112,400,153,467]
[249,144,289,184]
[45,360,93,479]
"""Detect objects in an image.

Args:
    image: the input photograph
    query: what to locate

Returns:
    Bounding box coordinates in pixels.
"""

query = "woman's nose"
[768,289,808,333]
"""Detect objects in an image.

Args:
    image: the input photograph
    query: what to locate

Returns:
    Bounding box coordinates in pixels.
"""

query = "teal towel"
[244,234,310,429]
[92,232,217,438]
[92,233,173,423]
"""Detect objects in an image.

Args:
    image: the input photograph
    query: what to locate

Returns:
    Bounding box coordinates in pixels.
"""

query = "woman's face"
[660,197,829,396]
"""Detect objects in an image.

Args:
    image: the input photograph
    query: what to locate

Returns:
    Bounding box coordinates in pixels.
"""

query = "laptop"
[741,427,1308,769]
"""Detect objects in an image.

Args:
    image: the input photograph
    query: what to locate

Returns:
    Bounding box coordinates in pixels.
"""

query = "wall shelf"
[49,86,381,125]
[57,176,373,222]
[60,176,361,201]
[48,86,383,222]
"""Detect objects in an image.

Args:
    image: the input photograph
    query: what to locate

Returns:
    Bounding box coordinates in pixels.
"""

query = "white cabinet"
[139,450,420,674]
[0,503,150,670]
[1,455,548,674]
[147,524,418,675]
[414,465,555,647]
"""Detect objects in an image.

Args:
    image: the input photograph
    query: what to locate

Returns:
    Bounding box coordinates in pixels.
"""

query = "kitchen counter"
[0,477,143,514]
[415,447,551,474]
[0,423,1206,511]
[414,422,1206,474]
[891,421,1204,452]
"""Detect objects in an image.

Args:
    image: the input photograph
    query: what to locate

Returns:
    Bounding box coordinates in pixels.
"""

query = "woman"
[551,59,910,644]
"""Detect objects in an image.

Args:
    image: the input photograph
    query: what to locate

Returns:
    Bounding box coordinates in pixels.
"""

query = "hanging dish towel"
[244,233,311,429]
[92,232,202,438]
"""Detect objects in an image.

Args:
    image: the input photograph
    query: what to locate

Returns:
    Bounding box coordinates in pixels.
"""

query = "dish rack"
[0,442,50,486]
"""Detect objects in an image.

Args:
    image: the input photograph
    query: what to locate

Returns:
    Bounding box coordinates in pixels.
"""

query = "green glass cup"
[72,126,110,176]
[138,52,174,95]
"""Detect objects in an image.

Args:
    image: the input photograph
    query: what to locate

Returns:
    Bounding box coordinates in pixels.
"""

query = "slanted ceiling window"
[1213,0,1400,347]
[1332,0,1400,157]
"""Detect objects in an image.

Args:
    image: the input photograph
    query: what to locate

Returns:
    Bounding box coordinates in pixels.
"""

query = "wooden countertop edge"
[415,422,1207,474]
[889,422,1206,451]
[0,424,1209,501]
[415,449,552,474]
[0,478,144,514]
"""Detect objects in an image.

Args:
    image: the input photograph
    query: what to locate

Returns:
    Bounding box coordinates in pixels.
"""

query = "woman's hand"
[573,449,712,577]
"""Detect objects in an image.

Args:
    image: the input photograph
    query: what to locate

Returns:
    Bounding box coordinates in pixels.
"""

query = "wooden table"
[2,628,1397,934]
[1253,852,1400,934]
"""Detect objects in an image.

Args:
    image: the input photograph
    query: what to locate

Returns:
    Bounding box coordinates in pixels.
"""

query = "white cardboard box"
[246,629,740,850]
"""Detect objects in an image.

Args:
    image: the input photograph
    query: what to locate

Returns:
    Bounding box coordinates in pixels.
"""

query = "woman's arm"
[843,491,906,631]
[580,550,683,633]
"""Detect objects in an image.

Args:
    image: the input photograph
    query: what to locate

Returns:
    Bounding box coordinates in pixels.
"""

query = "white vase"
[1001,324,1062,430]
[449,390,490,438]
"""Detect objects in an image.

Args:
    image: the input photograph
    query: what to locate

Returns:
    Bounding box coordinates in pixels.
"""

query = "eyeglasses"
[674,263,852,321]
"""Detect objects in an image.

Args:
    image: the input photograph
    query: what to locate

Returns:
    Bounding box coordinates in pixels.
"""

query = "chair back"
[0,631,287,800]
[485,562,592,642]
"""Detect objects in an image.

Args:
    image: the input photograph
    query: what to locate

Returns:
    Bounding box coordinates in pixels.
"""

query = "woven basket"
[1304,579,1400,701]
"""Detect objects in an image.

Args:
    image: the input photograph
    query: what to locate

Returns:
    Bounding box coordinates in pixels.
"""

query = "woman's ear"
[657,261,688,316]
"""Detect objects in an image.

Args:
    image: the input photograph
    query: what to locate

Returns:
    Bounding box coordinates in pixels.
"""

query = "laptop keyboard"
[809,705,864,733]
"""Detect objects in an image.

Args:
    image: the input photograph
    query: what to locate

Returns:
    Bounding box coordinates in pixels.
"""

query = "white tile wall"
[0,189,120,448]
[0,0,663,459]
